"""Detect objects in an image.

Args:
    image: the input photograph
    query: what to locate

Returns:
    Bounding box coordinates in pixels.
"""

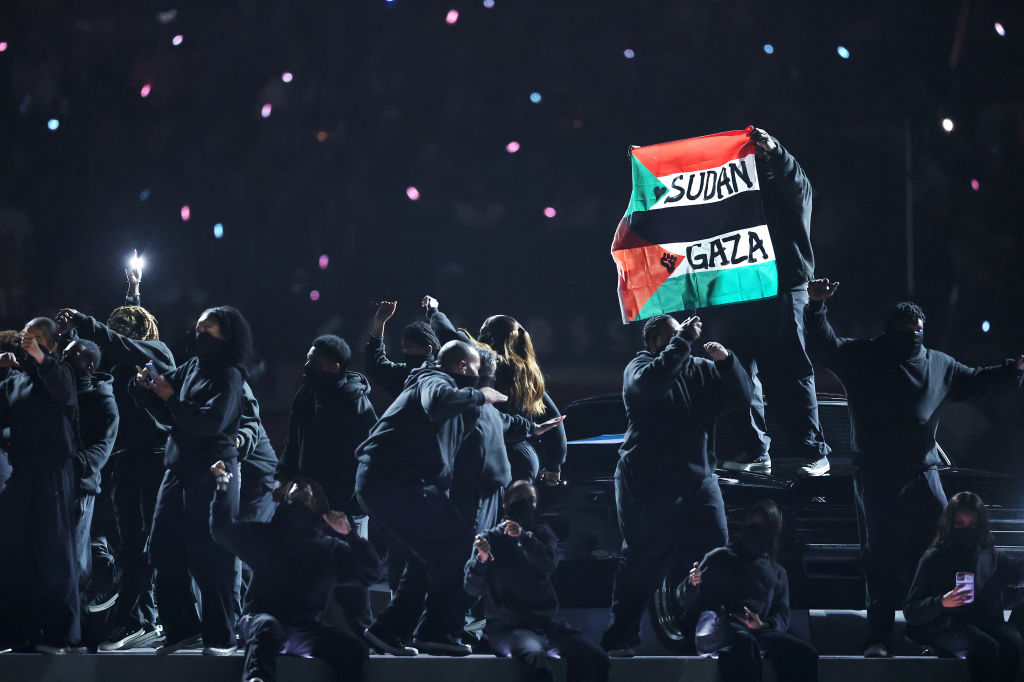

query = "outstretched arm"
[947,356,1024,402]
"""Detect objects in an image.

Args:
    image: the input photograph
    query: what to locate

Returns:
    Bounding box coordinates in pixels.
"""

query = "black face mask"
[196,332,233,368]
[403,353,428,368]
[453,373,480,389]
[950,527,981,549]
[278,500,318,535]
[884,329,924,359]
[505,499,536,526]
[303,366,339,392]
[735,524,773,559]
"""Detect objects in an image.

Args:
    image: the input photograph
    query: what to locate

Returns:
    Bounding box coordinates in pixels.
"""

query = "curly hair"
[108,305,160,341]
[884,301,926,330]
[402,321,441,358]
[478,315,546,417]
[641,314,676,349]
[0,330,21,354]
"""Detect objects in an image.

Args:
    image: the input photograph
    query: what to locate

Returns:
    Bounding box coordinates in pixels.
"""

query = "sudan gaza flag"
[611,127,777,323]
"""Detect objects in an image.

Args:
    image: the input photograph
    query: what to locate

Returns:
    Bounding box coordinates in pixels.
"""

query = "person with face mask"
[0,318,81,653]
[355,340,508,656]
[62,339,119,646]
[55,262,175,651]
[601,314,753,656]
[131,306,250,656]
[465,481,610,682]
[804,279,1024,657]
[209,462,381,682]
[718,128,832,479]
[685,501,819,682]
[276,334,378,634]
[904,492,1024,682]
[365,299,441,398]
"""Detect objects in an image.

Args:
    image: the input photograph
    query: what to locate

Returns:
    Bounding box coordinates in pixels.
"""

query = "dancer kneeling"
[210,462,382,682]
[687,500,819,682]
[465,481,609,682]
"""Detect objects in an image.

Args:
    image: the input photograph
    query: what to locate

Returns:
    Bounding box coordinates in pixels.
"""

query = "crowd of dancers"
[1,129,1023,682]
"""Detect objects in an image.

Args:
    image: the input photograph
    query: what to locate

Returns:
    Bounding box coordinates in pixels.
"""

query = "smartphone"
[955,572,975,604]
[144,361,159,385]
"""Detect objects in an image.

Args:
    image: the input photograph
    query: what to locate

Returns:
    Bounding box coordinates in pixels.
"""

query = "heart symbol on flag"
[653,186,667,200]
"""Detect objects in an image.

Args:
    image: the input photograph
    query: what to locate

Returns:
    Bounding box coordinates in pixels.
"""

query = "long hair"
[200,306,253,367]
[746,499,783,560]
[108,305,160,340]
[932,491,995,549]
[478,315,546,416]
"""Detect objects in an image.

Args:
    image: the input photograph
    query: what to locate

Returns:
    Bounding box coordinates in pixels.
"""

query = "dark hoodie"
[71,310,175,453]
[0,353,78,468]
[278,371,377,512]
[805,301,1024,473]
[364,335,435,398]
[620,332,753,484]
[236,382,279,482]
[755,136,815,289]
[904,543,1024,632]
[464,518,561,626]
[75,371,119,495]
[683,542,791,632]
[132,356,244,474]
[356,364,484,490]
[211,488,382,624]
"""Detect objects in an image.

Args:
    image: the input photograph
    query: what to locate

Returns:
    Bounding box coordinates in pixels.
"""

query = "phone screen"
[955,572,975,604]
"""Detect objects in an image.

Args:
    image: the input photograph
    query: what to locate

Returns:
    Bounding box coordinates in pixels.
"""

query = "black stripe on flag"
[626,190,764,246]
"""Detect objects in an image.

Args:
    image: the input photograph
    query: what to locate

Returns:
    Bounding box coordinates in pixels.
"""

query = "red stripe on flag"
[630,127,755,177]
[612,244,679,322]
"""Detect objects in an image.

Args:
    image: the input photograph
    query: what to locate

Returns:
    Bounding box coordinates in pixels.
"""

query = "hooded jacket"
[278,371,378,512]
[364,335,435,398]
[75,371,119,494]
[236,381,279,482]
[805,300,1023,473]
[0,353,78,468]
[356,364,484,490]
[71,309,175,453]
[620,332,753,484]
[755,137,815,289]
[683,543,791,632]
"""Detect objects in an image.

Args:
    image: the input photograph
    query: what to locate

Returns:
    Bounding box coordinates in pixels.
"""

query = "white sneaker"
[202,645,237,656]
[100,625,163,652]
[364,628,418,657]
[798,456,831,477]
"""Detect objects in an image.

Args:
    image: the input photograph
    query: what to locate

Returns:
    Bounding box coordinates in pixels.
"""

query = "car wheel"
[648,557,695,654]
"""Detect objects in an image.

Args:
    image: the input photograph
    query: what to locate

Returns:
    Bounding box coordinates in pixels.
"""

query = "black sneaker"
[99,625,144,652]
[412,634,472,656]
[720,452,771,474]
[155,633,202,655]
[86,587,119,613]
[798,456,831,477]
[363,627,418,656]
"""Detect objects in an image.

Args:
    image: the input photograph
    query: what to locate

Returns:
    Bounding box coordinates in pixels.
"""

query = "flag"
[611,127,777,323]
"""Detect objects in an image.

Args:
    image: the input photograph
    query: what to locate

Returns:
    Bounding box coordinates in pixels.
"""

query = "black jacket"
[0,354,78,468]
[133,357,244,474]
[364,335,435,398]
[620,333,753,483]
[684,544,791,632]
[76,371,119,495]
[236,382,279,482]
[905,544,1024,631]
[755,137,814,289]
[278,372,378,512]
[464,519,561,625]
[356,365,484,490]
[805,301,1023,473]
[428,308,567,473]
[72,309,175,453]
[211,489,382,624]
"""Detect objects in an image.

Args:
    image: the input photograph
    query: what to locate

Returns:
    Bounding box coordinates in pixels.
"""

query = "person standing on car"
[600,314,753,656]
[687,500,819,682]
[904,491,1024,682]
[804,278,1024,657]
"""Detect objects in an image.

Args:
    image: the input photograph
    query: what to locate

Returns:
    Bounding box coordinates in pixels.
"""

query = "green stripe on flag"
[627,156,668,217]
[634,261,779,321]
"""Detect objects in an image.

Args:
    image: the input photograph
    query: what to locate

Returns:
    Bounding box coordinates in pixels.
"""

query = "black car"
[538,393,1024,651]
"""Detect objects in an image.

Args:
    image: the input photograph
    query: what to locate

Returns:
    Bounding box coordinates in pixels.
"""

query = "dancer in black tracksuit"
[210,463,382,682]
[601,314,753,655]
[465,481,609,682]
[0,319,81,652]
[132,306,251,654]
[720,127,831,478]
[356,340,507,656]
[57,279,176,651]
[686,501,819,682]
[803,278,1024,655]
[904,491,1024,682]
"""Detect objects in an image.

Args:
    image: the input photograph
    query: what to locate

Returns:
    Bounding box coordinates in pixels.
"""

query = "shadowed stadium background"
[1,0,1022,472]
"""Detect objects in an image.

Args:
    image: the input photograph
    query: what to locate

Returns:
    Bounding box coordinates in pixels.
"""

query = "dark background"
[1,0,1022,472]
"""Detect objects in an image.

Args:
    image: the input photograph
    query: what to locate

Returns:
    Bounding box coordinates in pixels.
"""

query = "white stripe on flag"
[649,153,760,210]
[657,224,776,277]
